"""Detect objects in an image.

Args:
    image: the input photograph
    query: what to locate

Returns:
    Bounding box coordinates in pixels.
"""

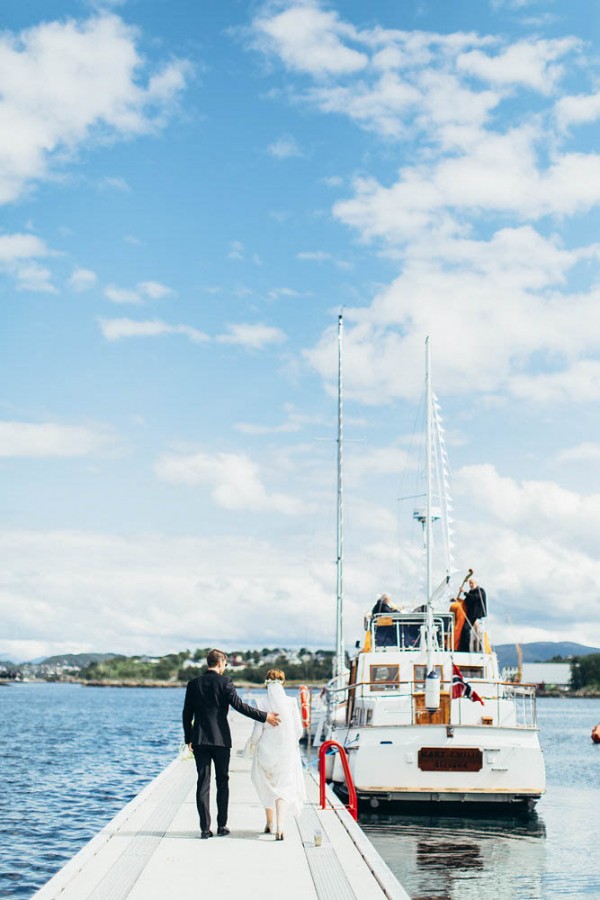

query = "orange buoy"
[592,724,600,744]
[299,684,311,729]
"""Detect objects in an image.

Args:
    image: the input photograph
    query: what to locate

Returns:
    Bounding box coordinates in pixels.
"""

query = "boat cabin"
[341,611,537,731]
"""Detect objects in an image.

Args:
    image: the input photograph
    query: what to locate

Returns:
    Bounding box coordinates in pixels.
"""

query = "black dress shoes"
[217,826,230,836]
[200,830,213,839]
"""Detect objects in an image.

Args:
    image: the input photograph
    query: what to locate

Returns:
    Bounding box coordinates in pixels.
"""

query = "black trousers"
[193,745,231,831]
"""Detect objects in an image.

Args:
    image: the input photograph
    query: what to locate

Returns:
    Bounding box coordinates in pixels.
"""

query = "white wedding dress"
[246,682,306,817]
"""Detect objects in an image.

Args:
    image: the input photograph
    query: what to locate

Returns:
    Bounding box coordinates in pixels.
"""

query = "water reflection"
[362,810,546,900]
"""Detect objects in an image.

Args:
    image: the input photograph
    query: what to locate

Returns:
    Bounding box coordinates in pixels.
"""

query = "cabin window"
[369,664,400,691]
[413,664,444,691]
[459,666,484,680]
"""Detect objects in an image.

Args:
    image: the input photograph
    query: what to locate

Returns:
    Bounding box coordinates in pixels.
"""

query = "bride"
[245,668,306,840]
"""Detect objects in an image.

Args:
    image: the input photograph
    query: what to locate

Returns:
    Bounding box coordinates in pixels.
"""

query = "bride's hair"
[264,668,285,685]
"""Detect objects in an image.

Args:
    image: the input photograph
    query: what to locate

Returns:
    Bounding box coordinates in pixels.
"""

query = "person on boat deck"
[450,596,467,651]
[459,578,487,652]
[371,593,399,615]
[372,593,400,647]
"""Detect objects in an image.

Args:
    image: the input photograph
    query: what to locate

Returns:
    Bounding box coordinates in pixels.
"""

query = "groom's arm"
[182,680,195,745]
[224,680,280,726]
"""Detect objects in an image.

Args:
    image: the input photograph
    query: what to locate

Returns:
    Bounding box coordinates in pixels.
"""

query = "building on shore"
[502,662,571,689]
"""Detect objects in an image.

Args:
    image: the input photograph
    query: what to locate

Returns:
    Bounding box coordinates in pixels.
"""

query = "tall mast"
[335,312,345,680]
[425,336,435,670]
[425,336,432,607]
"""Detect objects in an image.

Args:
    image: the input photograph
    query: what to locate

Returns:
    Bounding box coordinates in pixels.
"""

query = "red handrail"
[318,740,358,821]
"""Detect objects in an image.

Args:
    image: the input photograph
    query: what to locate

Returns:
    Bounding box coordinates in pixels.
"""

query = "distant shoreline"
[80,678,324,689]
[0,677,325,689]
[3,678,600,696]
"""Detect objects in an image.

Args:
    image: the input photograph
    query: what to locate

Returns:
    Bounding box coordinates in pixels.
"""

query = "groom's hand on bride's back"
[266,712,281,727]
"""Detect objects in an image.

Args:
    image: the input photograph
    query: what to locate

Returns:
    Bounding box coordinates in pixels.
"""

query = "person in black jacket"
[459,578,488,651]
[372,593,400,647]
[183,648,280,838]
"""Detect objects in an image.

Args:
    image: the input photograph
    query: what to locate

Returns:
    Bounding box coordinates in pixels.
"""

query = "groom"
[183,648,280,838]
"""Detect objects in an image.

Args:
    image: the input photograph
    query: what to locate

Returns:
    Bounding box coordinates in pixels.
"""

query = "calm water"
[362,697,600,899]
[1,687,599,899]
[0,683,184,899]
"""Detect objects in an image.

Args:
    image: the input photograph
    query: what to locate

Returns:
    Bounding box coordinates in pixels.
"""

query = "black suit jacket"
[465,586,487,621]
[182,670,267,748]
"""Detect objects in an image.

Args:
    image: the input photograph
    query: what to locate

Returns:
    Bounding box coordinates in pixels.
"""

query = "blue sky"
[2,0,600,660]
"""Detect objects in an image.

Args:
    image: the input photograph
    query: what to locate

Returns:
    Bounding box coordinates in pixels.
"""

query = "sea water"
[362,697,600,899]
[1,686,599,899]
[0,682,182,899]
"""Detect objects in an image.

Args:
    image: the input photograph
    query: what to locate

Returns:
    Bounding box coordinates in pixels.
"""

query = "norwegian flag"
[452,663,484,705]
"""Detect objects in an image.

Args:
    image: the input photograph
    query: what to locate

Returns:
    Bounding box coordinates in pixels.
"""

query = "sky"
[2,0,600,661]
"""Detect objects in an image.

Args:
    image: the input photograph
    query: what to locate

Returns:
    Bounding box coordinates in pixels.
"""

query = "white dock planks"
[32,714,408,900]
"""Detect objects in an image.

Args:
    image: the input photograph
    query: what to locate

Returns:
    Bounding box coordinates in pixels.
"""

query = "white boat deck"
[32,715,408,900]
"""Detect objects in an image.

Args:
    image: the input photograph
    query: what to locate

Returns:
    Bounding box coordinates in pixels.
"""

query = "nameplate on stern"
[418,747,483,772]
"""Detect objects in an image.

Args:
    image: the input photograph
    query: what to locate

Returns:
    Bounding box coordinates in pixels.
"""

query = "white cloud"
[228,240,245,260]
[297,250,351,269]
[456,463,600,539]
[216,323,287,350]
[98,317,209,342]
[137,280,173,300]
[491,0,547,8]
[266,287,309,301]
[251,8,577,144]
[556,442,600,464]
[0,14,191,204]
[0,232,57,291]
[267,135,303,158]
[154,450,305,514]
[346,441,416,487]
[251,6,595,226]
[253,4,368,76]
[0,529,339,658]
[100,175,131,191]
[235,405,326,435]
[555,90,600,131]
[456,38,579,93]
[334,131,600,244]
[104,284,142,304]
[0,233,50,261]
[14,262,56,293]
[450,464,600,642]
[509,359,600,404]
[297,250,333,262]
[104,281,175,304]
[68,267,97,292]
[0,420,116,458]
[305,225,600,404]
[308,74,422,138]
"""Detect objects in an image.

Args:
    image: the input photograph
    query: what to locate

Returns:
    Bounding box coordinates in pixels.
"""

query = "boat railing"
[367,611,455,651]
[324,679,538,728]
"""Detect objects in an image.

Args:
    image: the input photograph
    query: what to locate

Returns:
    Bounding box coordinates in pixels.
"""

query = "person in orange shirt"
[450,596,467,651]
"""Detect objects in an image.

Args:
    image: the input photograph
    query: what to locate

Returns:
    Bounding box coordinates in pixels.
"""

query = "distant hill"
[494,642,600,669]
[32,652,119,668]
[0,659,16,668]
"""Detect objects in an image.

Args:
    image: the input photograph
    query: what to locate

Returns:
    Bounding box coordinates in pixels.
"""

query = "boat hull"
[330,723,545,808]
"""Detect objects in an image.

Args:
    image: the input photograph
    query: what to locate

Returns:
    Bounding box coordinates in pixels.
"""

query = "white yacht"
[323,327,545,810]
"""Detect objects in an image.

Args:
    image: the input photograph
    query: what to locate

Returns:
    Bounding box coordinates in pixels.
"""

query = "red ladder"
[318,740,358,821]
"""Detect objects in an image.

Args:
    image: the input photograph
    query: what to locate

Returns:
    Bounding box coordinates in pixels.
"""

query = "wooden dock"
[32,715,409,900]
